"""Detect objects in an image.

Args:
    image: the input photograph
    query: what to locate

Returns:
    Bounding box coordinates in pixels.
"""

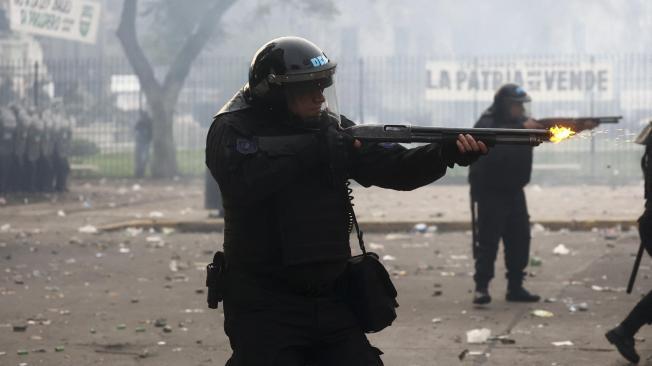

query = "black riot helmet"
[494,83,531,104]
[493,83,532,122]
[0,106,16,130]
[636,121,652,146]
[248,36,340,120]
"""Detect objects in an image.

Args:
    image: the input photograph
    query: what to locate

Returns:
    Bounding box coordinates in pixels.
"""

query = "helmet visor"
[503,101,531,120]
[523,101,532,118]
[321,81,340,123]
[285,77,340,124]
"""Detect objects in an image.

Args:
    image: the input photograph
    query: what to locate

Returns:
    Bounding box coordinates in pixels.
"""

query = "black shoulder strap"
[343,181,366,255]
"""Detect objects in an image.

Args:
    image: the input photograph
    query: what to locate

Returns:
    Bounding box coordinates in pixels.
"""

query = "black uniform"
[53,122,72,192]
[11,108,28,192]
[206,35,484,365]
[0,110,12,193]
[0,120,13,194]
[623,141,652,334]
[469,110,532,290]
[206,90,454,366]
[37,119,56,192]
[605,125,652,364]
[24,118,42,193]
[204,168,223,215]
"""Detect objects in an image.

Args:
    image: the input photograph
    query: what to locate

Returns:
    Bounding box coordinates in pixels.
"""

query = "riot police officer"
[11,105,29,192]
[605,122,652,364]
[468,84,542,305]
[53,116,72,192]
[24,112,43,193]
[0,106,15,193]
[37,111,56,192]
[205,37,488,365]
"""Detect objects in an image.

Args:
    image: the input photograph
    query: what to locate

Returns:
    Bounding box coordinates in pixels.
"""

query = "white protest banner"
[425,60,613,102]
[9,0,102,44]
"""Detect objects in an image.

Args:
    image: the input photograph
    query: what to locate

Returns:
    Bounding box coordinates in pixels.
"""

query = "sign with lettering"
[9,0,102,44]
[425,60,613,101]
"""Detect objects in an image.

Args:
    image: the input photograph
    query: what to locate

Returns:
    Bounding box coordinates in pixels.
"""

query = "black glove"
[440,141,483,168]
[639,209,652,257]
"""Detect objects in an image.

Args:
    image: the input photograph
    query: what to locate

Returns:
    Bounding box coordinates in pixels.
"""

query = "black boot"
[506,286,540,302]
[605,325,640,364]
[473,285,491,305]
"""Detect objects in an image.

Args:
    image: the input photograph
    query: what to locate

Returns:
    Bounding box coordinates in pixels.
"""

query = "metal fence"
[0,54,649,184]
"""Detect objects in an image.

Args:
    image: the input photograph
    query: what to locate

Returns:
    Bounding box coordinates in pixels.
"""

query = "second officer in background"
[469,84,542,305]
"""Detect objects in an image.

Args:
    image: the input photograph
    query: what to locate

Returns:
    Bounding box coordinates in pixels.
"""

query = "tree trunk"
[117,0,235,178]
[149,99,178,177]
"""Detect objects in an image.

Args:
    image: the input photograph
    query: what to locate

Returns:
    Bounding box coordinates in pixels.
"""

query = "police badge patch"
[236,138,258,154]
[379,142,397,149]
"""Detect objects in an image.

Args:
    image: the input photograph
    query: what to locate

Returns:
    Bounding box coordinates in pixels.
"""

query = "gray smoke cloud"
[216,0,652,58]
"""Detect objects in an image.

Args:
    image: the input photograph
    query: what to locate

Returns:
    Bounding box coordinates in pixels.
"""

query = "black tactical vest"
[26,125,42,162]
[272,168,351,266]
[469,113,533,193]
[41,127,55,158]
[0,123,12,156]
[14,124,28,158]
[214,91,351,272]
[55,128,72,158]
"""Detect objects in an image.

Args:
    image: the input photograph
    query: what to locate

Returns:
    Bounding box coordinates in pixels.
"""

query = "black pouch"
[206,251,227,309]
[346,251,399,333]
[343,184,399,333]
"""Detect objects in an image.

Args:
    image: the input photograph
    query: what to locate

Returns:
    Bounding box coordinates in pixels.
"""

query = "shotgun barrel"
[537,116,622,131]
[343,124,552,147]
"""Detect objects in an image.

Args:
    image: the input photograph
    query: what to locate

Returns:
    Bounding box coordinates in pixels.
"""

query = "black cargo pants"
[621,290,652,336]
[222,271,384,366]
[472,189,531,289]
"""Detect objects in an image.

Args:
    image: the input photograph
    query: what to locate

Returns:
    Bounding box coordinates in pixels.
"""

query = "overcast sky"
[211,0,652,58]
[3,0,651,59]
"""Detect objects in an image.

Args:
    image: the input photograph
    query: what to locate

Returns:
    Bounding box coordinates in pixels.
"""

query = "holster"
[206,251,227,309]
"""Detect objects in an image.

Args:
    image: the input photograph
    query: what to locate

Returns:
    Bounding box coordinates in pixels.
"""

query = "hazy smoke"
[214,0,652,58]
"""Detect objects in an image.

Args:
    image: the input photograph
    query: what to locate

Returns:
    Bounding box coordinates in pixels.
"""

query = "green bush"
[70,149,205,178]
[71,139,100,157]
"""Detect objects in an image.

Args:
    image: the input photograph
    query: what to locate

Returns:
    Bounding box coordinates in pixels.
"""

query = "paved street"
[0,179,650,365]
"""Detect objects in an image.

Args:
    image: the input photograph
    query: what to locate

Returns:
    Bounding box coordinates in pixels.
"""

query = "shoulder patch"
[378,142,397,149]
[236,138,258,155]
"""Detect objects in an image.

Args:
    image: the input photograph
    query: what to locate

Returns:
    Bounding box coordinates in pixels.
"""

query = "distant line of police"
[0,103,72,194]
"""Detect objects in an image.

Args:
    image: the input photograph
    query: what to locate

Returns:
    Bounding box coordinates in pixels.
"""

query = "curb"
[97,218,638,234]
